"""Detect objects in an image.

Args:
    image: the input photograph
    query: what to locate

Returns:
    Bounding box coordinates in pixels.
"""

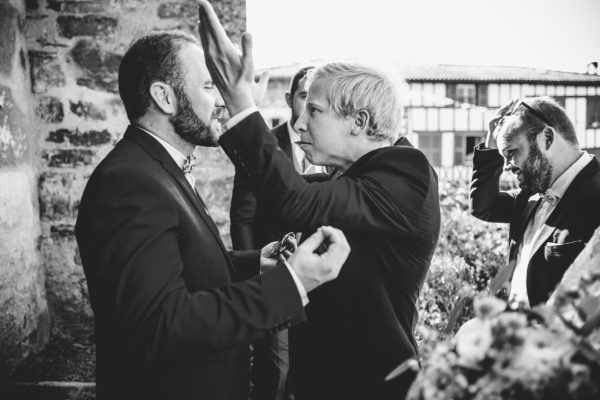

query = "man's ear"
[351,109,370,136]
[539,126,555,150]
[285,92,292,108]
[149,82,177,115]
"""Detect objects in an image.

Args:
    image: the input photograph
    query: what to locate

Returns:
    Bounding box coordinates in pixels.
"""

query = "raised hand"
[287,226,350,292]
[198,1,255,116]
[485,99,519,149]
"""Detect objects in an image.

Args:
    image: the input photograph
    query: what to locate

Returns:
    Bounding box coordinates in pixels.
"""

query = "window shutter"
[477,84,488,107]
[446,83,457,104]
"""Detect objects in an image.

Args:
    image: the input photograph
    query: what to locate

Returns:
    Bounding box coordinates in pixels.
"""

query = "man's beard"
[169,88,219,147]
[519,141,553,193]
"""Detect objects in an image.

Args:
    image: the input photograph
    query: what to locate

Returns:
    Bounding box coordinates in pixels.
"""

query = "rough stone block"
[35,96,64,123]
[47,128,112,146]
[57,15,118,38]
[26,0,39,11]
[28,50,66,94]
[71,39,121,73]
[70,100,106,120]
[39,171,87,221]
[76,76,118,93]
[157,0,245,42]
[48,0,108,13]
[42,149,97,168]
[0,171,35,233]
[0,2,18,76]
[70,39,121,93]
[157,2,196,19]
[41,229,93,338]
[0,228,49,378]
[0,87,29,166]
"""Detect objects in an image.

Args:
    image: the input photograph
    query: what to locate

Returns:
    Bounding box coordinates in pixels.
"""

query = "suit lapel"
[273,123,293,160]
[546,157,600,230]
[123,127,231,260]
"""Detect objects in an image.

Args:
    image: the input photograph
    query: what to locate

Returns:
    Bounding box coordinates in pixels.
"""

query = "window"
[417,132,442,166]
[587,97,600,129]
[446,83,485,105]
[553,96,566,108]
[456,84,476,104]
[454,134,484,165]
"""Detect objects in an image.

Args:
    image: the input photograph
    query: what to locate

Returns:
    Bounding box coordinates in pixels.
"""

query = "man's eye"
[309,106,318,114]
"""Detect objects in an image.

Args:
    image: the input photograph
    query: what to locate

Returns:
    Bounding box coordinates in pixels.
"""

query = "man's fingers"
[319,227,350,259]
[198,1,230,48]
[241,32,253,66]
[256,70,271,87]
[298,228,326,251]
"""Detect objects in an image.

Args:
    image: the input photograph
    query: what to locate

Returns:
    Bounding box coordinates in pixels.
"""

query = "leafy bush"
[417,178,508,346]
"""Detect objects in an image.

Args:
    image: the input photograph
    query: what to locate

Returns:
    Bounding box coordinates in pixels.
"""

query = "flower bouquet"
[405,285,600,400]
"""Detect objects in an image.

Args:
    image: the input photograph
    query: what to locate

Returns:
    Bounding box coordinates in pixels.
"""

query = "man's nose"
[503,161,516,173]
[212,89,225,107]
[294,110,308,133]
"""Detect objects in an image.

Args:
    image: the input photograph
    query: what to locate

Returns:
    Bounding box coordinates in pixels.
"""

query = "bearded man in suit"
[198,3,441,398]
[74,30,349,400]
[471,97,600,307]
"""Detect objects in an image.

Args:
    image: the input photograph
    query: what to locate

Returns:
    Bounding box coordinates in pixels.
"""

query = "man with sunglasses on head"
[470,96,600,308]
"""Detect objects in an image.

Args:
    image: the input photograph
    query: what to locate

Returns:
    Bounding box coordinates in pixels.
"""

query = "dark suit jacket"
[230,122,328,249]
[470,145,600,306]
[75,126,306,400]
[220,112,440,400]
[230,122,293,250]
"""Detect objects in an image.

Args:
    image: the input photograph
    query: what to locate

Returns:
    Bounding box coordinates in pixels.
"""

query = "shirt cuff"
[281,260,309,306]
[223,106,259,131]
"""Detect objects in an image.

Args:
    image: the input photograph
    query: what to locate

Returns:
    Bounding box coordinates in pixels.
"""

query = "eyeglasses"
[497,100,553,128]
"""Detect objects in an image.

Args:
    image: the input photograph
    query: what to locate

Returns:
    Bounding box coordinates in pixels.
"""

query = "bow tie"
[540,189,558,206]
[182,154,196,174]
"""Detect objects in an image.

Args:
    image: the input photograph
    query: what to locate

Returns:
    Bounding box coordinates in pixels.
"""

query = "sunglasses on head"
[497,100,553,128]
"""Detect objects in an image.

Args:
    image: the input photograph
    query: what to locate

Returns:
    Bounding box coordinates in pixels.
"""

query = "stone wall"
[0,0,50,380]
[0,0,246,383]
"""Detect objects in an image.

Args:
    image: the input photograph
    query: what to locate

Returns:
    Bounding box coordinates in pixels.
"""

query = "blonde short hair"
[307,62,406,143]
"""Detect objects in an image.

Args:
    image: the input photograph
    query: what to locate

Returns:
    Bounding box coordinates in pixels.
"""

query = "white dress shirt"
[510,151,593,307]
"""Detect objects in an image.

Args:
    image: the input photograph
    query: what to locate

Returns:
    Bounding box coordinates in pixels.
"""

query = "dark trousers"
[251,329,294,400]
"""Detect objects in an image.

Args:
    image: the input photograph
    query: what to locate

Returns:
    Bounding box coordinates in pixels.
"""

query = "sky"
[247,0,600,73]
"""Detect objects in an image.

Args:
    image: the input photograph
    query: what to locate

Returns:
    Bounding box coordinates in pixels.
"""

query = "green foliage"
[417,178,508,345]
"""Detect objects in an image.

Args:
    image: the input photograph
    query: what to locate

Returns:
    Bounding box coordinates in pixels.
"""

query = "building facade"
[260,64,600,167]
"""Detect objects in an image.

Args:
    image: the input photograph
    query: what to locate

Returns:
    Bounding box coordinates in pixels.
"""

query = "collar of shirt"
[287,120,300,144]
[287,120,306,173]
[134,125,189,170]
[544,151,593,201]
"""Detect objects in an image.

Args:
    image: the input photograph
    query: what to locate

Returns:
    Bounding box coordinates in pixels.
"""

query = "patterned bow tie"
[540,189,558,206]
[182,154,196,174]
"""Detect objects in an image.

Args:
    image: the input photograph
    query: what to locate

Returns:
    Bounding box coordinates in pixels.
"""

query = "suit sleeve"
[470,144,519,223]
[219,112,434,236]
[230,169,257,250]
[75,167,305,366]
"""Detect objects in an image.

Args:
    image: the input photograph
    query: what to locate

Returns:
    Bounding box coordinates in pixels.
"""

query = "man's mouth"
[296,140,311,146]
